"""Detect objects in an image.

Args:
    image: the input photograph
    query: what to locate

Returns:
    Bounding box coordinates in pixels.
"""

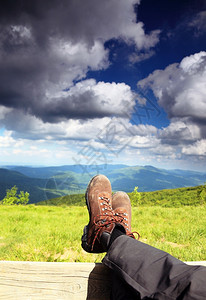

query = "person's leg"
[103,234,206,300]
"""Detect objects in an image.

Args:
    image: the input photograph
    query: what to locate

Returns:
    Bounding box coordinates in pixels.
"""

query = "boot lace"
[91,196,119,251]
[114,211,140,240]
[90,196,140,251]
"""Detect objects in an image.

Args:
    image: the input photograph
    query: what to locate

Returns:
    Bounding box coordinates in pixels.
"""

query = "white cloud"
[0,0,159,127]
[189,11,206,36]
[182,140,206,156]
[128,135,158,148]
[1,80,136,129]
[0,0,163,168]
[119,21,160,49]
[158,121,201,145]
[138,51,206,137]
[1,2,205,170]
[132,52,206,169]
[0,131,15,148]
[47,39,109,90]
[0,106,12,120]
[129,50,155,63]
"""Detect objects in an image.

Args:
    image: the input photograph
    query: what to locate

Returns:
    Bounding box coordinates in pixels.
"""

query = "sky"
[0,0,206,171]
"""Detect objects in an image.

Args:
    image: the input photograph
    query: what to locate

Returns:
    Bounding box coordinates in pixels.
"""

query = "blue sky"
[0,0,206,171]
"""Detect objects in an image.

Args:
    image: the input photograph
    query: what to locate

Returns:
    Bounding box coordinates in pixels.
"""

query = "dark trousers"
[102,235,206,300]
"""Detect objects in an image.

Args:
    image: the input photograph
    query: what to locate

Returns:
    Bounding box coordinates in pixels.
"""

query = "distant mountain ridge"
[0,164,205,204]
[5,164,128,178]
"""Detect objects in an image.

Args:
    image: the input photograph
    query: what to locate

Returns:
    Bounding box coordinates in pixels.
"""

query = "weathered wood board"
[0,262,112,300]
[0,261,205,300]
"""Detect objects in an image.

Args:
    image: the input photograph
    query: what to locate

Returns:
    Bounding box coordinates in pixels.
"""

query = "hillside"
[1,165,206,204]
[137,185,206,207]
[0,168,60,203]
[108,165,206,192]
[36,185,206,207]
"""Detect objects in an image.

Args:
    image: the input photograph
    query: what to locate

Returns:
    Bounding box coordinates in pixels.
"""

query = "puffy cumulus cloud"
[47,0,158,48]
[0,106,12,120]
[1,114,206,169]
[182,140,206,156]
[0,80,136,125]
[128,135,158,149]
[118,20,159,50]
[41,80,136,122]
[0,131,16,148]
[0,29,109,116]
[0,0,157,48]
[1,110,111,141]
[0,0,159,127]
[135,52,206,168]
[158,121,201,145]
[138,51,206,139]
[1,106,158,151]
[0,113,163,166]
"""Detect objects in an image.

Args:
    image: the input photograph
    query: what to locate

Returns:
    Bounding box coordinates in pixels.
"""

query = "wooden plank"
[0,262,112,300]
[186,261,206,266]
[0,261,205,299]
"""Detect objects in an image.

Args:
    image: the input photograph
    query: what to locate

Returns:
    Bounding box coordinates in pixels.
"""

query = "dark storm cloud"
[0,0,109,121]
[0,0,138,45]
[1,0,158,126]
[36,91,115,122]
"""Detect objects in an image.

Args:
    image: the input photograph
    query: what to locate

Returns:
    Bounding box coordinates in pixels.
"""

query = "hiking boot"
[112,191,140,239]
[81,175,125,253]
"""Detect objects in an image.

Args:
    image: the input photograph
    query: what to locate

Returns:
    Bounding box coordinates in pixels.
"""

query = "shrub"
[130,186,141,206]
[1,186,29,205]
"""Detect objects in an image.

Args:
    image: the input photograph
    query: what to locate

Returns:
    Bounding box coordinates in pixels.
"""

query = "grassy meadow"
[0,204,205,262]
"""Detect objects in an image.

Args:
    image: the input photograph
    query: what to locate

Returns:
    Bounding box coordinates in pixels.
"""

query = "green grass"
[0,204,205,262]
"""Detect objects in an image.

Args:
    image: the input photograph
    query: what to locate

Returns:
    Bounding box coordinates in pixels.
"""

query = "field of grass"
[0,204,205,262]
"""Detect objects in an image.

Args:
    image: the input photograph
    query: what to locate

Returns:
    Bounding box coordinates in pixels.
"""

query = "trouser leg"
[102,235,206,300]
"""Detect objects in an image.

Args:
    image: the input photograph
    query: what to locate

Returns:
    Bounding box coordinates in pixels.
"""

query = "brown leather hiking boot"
[81,175,126,253]
[112,191,140,239]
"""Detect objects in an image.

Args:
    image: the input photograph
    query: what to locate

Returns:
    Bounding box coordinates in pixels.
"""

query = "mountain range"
[0,164,205,204]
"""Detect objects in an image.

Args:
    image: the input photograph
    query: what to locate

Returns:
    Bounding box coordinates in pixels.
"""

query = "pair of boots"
[81,175,140,253]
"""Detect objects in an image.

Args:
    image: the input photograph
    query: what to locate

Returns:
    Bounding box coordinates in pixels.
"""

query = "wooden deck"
[0,261,206,299]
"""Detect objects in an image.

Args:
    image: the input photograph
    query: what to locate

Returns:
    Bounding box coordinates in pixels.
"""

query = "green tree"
[2,186,29,205]
[130,186,141,206]
[18,190,30,205]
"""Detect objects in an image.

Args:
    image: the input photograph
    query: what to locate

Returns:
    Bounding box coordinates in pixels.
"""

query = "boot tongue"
[99,191,111,200]
[114,208,131,232]
[114,207,126,214]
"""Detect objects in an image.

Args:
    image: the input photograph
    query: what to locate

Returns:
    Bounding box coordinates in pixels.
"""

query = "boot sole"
[81,175,100,253]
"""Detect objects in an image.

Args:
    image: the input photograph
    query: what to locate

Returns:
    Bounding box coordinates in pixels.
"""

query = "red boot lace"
[114,211,140,240]
[91,196,119,251]
[90,196,140,251]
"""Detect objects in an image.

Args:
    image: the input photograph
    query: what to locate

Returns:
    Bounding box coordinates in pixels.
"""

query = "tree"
[18,190,30,205]
[2,186,29,205]
[130,186,141,206]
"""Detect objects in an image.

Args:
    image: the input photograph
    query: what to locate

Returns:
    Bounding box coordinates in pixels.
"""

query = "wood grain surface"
[0,261,205,299]
[0,262,112,300]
